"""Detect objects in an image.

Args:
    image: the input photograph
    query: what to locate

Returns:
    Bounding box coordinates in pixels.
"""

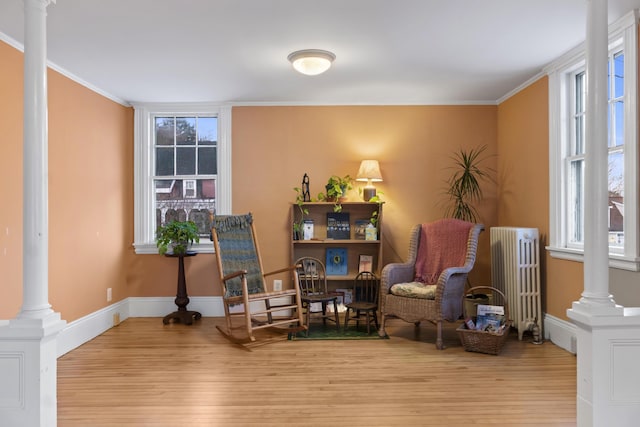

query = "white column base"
[0,312,66,427]
[567,306,640,427]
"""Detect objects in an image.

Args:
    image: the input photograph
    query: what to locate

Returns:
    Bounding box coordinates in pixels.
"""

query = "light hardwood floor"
[57,317,576,426]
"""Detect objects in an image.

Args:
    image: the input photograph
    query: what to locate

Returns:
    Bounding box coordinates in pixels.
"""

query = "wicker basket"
[456,286,511,355]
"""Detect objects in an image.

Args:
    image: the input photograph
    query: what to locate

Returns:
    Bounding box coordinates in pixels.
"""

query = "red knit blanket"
[414,219,473,284]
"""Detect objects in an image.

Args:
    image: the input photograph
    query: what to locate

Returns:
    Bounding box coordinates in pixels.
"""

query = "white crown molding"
[0,32,130,107]
[496,71,546,105]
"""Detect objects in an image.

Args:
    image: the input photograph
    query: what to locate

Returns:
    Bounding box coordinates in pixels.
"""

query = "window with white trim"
[547,11,639,270]
[133,104,232,254]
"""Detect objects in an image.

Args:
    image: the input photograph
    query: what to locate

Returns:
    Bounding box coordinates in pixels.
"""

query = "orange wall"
[2,37,597,325]
[46,70,136,321]
[125,105,500,302]
[0,40,137,321]
[497,77,583,319]
[0,42,24,319]
[231,106,498,287]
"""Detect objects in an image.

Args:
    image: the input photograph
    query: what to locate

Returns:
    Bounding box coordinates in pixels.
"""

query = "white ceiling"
[1,0,640,106]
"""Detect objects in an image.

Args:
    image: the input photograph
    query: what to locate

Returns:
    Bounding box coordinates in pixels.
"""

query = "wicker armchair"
[378,219,484,349]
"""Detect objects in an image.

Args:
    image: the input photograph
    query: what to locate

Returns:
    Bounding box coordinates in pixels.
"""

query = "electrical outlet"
[107,288,112,302]
[273,279,282,291]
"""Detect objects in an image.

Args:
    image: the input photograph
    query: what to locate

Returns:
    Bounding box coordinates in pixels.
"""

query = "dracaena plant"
[444,145,494,223]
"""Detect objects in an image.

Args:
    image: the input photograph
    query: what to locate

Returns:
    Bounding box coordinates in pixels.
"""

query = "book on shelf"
[303,219,314,240]
[358,254,373,273]
[365,223,377,241]
[354,219,370,240]
[334,288,353,305]
[298,257,318,277]
[326,212,350,239]
[325,247,348,275]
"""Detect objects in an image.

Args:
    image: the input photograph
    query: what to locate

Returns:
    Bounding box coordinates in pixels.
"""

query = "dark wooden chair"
[211,214,306,345]
[295,257,340,336]
[343,271,379,334]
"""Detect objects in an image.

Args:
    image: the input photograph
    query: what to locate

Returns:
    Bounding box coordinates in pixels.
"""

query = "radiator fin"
[490,227,541,340]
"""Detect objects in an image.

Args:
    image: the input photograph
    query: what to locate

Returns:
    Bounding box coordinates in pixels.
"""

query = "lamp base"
[362,188,376,202]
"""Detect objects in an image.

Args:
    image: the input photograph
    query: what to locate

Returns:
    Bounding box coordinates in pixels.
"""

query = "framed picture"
[354,219,369,240]
[326,248,348,275]
[358,254,373,273]
[326,212,350,239]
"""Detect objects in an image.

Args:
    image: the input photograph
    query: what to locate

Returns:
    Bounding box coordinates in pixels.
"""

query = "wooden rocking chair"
[211,213,306,345]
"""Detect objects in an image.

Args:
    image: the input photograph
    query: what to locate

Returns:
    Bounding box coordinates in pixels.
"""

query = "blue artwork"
[326,247,348,276]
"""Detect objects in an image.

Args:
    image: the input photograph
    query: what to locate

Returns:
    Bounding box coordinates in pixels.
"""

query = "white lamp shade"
[288,49,335,76]
[356,160,383,182]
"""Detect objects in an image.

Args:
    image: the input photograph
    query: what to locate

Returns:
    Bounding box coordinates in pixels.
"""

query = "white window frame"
[132,103,232,254]
[546,11,640,271]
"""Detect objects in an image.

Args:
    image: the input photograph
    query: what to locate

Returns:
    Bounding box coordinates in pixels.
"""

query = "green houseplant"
[444,145,494,223]
[318,174,353,212]
[322,174,353,201]
[156,220,200,255]
[292,186,310,240]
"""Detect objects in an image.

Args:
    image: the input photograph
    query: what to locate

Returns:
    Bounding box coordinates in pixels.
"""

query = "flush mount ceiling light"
[287,49,336,76]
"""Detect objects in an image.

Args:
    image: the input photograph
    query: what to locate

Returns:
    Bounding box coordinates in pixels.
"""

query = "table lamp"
[356,160,383,201]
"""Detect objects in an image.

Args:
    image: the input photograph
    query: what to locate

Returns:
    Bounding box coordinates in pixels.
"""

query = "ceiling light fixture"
[287,49,336,76]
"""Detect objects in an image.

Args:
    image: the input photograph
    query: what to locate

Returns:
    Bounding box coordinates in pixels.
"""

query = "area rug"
[288,323,389,340]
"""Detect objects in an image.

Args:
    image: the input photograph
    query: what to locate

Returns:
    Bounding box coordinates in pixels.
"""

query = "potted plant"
[318,174,353,212]
[292,186,310,240]
[324,174,353,201]
[443,145,494,223]
[156,220,200,255]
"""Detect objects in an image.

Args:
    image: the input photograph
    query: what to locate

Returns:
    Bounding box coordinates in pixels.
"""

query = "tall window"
[547,12,638,270]
[134,104,231,254]
[567,52,625,249]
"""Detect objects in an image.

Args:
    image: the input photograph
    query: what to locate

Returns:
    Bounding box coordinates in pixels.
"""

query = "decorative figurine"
[302,173,311,202]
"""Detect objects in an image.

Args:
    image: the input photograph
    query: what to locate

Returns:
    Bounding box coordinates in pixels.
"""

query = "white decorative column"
[567,0,640,426]
[0,1,66,426]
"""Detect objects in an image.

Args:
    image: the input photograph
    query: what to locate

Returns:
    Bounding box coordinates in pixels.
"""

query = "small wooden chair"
[211,214,306,345]
[295,257,340,336]
[343,271,379,334]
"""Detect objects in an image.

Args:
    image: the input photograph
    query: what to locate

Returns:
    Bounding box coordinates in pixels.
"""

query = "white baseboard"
[56,296,293,357]
[544,313,577,354]
[57,299,130,357]
[126,296,225,317]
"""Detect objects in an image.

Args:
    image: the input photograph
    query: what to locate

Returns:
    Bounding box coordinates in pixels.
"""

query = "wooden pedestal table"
[162,252,202,325]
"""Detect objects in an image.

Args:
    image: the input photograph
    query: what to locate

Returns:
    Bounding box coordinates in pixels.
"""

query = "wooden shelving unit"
[290,202,383,286]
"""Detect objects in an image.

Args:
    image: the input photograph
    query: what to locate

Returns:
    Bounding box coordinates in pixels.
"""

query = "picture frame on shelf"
[326,247,348,275]
[358,254,373,273]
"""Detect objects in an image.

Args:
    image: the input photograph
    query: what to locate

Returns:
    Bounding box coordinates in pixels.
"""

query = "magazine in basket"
[475,304,506,333]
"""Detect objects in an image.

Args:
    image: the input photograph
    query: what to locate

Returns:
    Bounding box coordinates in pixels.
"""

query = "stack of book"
[465,304,506,333]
